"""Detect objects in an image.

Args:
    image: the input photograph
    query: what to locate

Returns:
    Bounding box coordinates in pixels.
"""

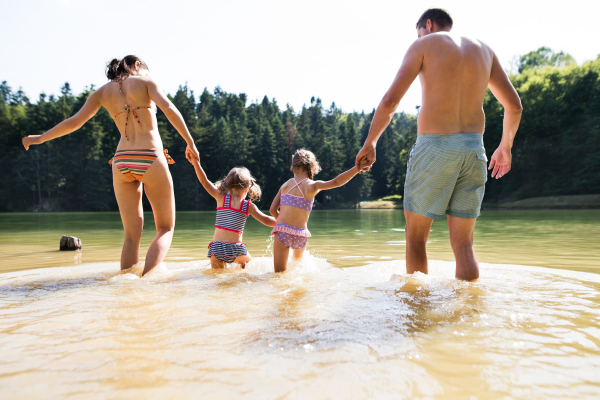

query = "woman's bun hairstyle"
[106,55,149,81]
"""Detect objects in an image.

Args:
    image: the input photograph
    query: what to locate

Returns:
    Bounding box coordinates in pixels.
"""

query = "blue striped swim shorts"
[403,133,488,219]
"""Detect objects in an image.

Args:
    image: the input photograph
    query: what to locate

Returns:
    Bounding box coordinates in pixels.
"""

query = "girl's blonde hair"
[216,167,261,202]
[291,148,321,179]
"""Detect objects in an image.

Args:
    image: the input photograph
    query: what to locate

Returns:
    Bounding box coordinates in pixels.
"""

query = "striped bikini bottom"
[207,241,248,264]
[109,148,174,182]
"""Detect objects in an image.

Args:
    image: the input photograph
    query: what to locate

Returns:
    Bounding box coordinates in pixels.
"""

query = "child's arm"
[269,189,282,219]
[190,159,221,200]
[248,203,277,227]
[314,167,359,191]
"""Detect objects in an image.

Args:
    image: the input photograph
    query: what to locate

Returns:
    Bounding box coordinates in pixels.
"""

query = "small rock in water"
[60,235,82,251]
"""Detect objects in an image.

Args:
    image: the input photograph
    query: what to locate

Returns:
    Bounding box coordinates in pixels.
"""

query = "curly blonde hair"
[291,148,321,179]
[216,167,262,202]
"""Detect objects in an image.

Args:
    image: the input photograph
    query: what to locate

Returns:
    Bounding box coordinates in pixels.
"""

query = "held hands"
[355,143,376,173]
[185,144,200,163]
[22,135,42,150]
[489,146,512,179]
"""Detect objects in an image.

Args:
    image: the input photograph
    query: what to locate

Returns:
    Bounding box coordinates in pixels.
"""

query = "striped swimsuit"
[207,195,250,264]
[108,78,174,181]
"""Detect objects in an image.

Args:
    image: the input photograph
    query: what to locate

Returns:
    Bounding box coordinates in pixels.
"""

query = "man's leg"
[404,210,434,274]
[447,215,479,281]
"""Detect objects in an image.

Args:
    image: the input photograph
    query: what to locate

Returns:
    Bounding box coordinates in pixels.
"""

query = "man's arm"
[487,52,523,179]
[355,40,424,172]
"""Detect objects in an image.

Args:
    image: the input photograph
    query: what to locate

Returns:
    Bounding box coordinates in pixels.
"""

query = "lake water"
[0,210,599,398]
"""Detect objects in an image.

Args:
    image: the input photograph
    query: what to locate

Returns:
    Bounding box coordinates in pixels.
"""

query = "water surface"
[0,210,599,399]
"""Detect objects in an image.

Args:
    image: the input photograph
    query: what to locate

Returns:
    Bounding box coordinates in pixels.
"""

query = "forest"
[0,47,598,212]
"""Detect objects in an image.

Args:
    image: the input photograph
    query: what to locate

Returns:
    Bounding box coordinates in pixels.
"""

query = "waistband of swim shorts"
[416,133,483,145]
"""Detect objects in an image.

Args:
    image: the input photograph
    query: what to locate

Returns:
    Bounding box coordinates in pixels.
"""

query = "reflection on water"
[0,258,599,398]
[0,210,599,398]
[1,209,599,274]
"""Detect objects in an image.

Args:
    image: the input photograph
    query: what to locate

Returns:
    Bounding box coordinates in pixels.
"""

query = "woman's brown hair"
[106,55,149,81]
[291,148,321,179]
[216,167,261,202]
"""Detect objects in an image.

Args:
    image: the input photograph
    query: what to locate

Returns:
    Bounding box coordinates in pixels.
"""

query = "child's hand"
[356,143,376,173]
[186,145,200,163]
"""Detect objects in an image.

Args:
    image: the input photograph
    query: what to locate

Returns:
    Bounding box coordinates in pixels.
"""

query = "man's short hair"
[416,8,453,29]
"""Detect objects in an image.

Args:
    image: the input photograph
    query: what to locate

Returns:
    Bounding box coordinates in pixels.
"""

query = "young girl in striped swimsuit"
[190,159,276,269]
[269,149,359,272]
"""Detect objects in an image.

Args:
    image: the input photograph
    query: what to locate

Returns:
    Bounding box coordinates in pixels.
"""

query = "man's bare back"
[417,33,493,134]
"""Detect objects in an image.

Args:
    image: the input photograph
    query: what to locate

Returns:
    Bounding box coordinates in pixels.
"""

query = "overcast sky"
[2,0,598,114]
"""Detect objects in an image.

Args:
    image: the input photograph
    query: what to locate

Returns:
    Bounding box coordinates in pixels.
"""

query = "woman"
[22,55,199,276]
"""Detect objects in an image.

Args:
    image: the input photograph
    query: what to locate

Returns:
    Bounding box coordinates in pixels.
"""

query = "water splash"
[0,256,599,398]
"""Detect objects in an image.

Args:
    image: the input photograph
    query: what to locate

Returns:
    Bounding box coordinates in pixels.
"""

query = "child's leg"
[234,254,252,269]
[273,235,290,272]
[292,247,305,260]
[210,256,226,269]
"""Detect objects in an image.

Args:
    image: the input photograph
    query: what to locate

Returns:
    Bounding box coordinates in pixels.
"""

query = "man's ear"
[426,19,433,33]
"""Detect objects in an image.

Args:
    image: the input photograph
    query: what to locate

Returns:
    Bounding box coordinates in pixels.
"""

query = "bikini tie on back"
[112,79,153,141]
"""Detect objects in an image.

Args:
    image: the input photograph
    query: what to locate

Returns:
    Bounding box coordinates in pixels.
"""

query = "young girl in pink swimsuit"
[190,159,276,269]
[269,149,359,272]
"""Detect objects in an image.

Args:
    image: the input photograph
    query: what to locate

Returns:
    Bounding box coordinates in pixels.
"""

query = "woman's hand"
[22,135,42,150]
[185,144,200,163]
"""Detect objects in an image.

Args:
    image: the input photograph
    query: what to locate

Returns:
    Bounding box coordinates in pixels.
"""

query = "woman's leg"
[273,235,290,272]
[140,156,175,276]
[113,166,144,271]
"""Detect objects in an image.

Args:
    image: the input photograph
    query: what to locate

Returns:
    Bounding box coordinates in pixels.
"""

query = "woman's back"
[99,76,163,151]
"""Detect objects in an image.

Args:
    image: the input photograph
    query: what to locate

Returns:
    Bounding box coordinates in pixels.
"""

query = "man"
[355,8,522,281]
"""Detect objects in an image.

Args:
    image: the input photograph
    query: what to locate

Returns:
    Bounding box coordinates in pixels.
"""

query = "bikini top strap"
[223,194,230,208]
[115,77,125,96]
[285,177,308,198]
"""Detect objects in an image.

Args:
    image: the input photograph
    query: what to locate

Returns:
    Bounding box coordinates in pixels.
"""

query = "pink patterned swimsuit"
[272,178,312,250]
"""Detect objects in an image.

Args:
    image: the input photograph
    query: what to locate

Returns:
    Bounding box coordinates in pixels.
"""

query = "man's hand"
[355,143,376,173]
[22,135,42,150]
[489,146,511,179]
[186,144,200,163]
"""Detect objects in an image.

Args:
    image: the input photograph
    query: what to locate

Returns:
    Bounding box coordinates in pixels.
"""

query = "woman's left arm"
[22,90,102,150]
[249,203,277,227]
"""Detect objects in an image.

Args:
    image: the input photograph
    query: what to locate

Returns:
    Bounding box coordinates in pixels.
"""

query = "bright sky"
[2,0,599,114]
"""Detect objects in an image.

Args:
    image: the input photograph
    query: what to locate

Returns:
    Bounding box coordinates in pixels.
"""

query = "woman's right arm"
[22,90,101,150]
[190,159,221,200]
[147,78,200,163]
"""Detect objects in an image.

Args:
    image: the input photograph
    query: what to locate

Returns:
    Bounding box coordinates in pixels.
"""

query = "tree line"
[0,47,598,212]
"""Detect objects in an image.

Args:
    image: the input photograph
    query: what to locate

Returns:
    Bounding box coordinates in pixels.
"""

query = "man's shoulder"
[419,33,493,55]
